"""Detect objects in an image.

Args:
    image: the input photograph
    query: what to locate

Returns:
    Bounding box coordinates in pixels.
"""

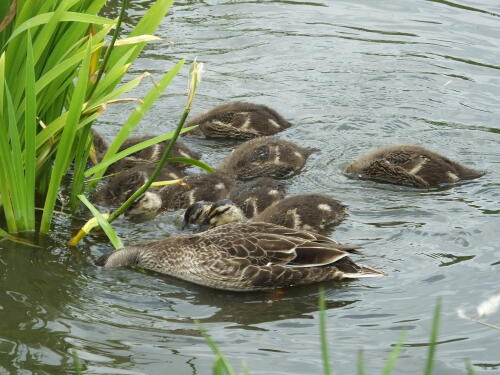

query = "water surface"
[1,0,500,373]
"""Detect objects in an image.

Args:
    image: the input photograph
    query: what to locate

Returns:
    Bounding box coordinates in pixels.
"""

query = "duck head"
[184,199,246,231]
[125,191,162,221]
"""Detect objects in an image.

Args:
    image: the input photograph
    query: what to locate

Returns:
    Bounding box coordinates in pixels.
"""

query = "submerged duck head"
[184,199,246,231]
[125,191,163,221]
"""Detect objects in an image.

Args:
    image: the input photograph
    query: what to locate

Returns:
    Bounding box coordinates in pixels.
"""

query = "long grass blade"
[0,0,16,33]
[167,157,215,173]
[5,83,27,229]
[380,331,407,375]
[6,11,114,44]
[78,195,123,249]
[86,58,185,182]
[69,125,92,212]
[40,37,92,232]
[107,0,174,68]
[423,298,441,375]
[0,227,40,247]
[357,350,365,375]
[86,0,129,99]
[72,349,83,375]
[196,320,236,375]
[0,51,5,114]
[213,357,225,375]
[24,29,36,229]
[319,288,333,375]
[85,125,194,177]
[465,359,476,375]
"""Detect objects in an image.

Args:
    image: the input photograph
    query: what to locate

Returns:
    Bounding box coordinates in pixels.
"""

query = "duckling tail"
[304,147,320,156]
[95,247,141,268]
[459,167,485,180]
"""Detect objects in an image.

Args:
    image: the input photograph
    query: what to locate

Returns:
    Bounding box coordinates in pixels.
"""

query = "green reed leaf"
[357,350,365,375]
[78,194,123,249]
[196,320,237,375]
[380,330,406,375]
[423,298,441,375]
[319,288,333,375]
[40,37,92,232]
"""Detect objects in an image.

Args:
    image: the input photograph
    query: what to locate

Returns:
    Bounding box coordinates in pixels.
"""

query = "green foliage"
[319,288,333,375]
[196,320,237,375]
[72,349,83,375]
[78,194,123,249]
[424,298,441,375]
[0,0,179,234]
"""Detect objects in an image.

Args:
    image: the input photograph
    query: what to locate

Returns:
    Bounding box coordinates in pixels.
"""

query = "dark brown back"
[230,178,286,218]
[158,172,236,211]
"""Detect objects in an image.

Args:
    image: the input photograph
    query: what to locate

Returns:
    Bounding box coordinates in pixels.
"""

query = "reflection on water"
[2,0,500,373]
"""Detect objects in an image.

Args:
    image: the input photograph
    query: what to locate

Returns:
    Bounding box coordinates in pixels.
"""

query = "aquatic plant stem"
[319,288,333,375]
[196,320,237,375]
[71,59,203,246]
[423,298,441,375]
[87,0,129,100]
[107,110,189,223]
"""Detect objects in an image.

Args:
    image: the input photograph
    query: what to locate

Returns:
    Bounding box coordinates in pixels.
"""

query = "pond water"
[1,0,500,373]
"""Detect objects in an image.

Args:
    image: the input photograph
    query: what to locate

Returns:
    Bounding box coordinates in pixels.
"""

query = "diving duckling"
[218,137,317,180]
[93,163,185,206]
[183,102,292,139]
[345,145,484,188]
[91,129,200,173]
[184,194,347,233]
[125,172,236,220]
[229,177,286,218]
[96,222,385,291]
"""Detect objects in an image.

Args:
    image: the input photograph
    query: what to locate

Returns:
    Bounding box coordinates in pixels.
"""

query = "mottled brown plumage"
[125,172,236,219]
[184,195,346,233]
[345,145,484,188]
[96,222,385,291]
[256,194,347,231]
[229,178,286,218]
[183,102,291,139]
[219,137,317,180]
[93,163,185,206]
[91,130,200,173]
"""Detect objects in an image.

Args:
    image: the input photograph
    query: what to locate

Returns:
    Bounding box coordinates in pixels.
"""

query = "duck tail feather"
[343,264,387,278]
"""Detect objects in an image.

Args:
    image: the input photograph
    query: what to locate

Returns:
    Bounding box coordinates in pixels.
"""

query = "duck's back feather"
[98,222,384,291]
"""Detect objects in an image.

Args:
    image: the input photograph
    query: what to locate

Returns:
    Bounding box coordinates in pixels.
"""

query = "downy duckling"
[218,137,317,180]
[345,145,484,188]
[229,177,286,218]
[183,102,292,139]
[92,163,185,206]
[125,172,236,220]
[184,194,347,232]
[91,129,200,173]
[96,221,385,291]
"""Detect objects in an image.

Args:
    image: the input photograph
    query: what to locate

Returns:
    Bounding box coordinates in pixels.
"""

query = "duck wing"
[203,223,350,268]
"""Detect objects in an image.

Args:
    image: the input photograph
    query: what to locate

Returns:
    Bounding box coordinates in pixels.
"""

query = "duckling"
[183,102,292,139]
[257,194,347,232]
[184,194,347,233]
[125,172,236,220]
[92,162,185,206]
[345,145,484,188]
[229,177,286,218]
[218,137,317,180]
[96,221,385,291]
[91,129,200,173]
